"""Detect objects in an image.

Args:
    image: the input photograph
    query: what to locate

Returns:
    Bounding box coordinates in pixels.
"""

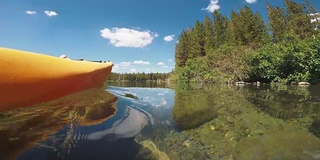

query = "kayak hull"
[0,48,113,111]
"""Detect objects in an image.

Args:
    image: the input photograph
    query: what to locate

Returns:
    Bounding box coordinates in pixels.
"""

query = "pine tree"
[225,19,236,46]
[284,0,305,19]
[189,21,205,59]
[231,6,269,46]
[213,11,228,48]
[204,16,215,54]
[284,0,314,39]
[230,10,241,45]
[232,6,255,45]
[267,3,287,42]
[253,12,270,44]
[175,30,191,67]
[242,6,256,45]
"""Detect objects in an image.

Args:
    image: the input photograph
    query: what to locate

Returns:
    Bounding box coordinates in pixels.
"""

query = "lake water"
[1,83,320,160]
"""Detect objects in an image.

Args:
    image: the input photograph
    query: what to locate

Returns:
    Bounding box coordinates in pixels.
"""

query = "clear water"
[1,83,320,160]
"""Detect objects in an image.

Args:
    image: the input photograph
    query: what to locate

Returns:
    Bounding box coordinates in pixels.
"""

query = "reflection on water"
[173,85,219,129]
[0,88,118,160]
[1,83,320,160]
[18,96,150,160]
[164,84,320,160]
[106,81,172,88]
[244,85,320,120]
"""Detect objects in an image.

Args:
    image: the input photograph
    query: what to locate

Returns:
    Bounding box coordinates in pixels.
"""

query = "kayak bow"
[0,48,113,111]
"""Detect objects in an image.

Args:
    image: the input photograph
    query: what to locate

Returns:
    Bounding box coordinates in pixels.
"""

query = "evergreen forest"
[108,72,170,82]
[172,0,320,84]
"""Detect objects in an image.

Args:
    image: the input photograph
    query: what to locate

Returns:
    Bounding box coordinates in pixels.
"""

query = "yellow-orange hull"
[0,48,113,111]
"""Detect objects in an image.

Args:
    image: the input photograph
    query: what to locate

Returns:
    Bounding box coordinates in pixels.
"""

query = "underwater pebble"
[210,125,216,131]
[182,140,190,147]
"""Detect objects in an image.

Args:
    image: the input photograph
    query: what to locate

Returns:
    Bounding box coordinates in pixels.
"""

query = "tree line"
[173,0,320,84]
[108,72,170,82]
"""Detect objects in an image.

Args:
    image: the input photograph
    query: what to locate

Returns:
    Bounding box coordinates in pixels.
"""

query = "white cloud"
[112,62,133,72]
[164,35,175,42]
[130,68,137,73]
[245,0,257,4]
[203,0,220,13]
[118,61,132,67]
[310,13,319,25]
[112,61,174,73]
[310,13,320,23]
[310,13,320,16]
[100,27,158,48]
[311,18,320,23]
[26,10,36,15]
[132,60,150,65]
[44,10,58,17]
[168,59,173,62]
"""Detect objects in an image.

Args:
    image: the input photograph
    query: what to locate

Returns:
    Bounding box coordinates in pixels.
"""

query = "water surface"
[1,83,320,160]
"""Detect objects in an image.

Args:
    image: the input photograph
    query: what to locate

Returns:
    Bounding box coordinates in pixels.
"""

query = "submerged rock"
[173,89,219,129]
[245,85,319,120]
[136,140,170,160]
[182,140,191,147]
[173,106,218,129]
[234,130,320,160]
[310,115,320,138]
[124,93,139,100]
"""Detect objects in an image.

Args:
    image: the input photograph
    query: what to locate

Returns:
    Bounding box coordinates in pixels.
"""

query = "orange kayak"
[0,47,113,112]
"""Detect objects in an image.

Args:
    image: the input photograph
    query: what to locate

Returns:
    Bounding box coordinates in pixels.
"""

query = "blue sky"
[0,0,319,73]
